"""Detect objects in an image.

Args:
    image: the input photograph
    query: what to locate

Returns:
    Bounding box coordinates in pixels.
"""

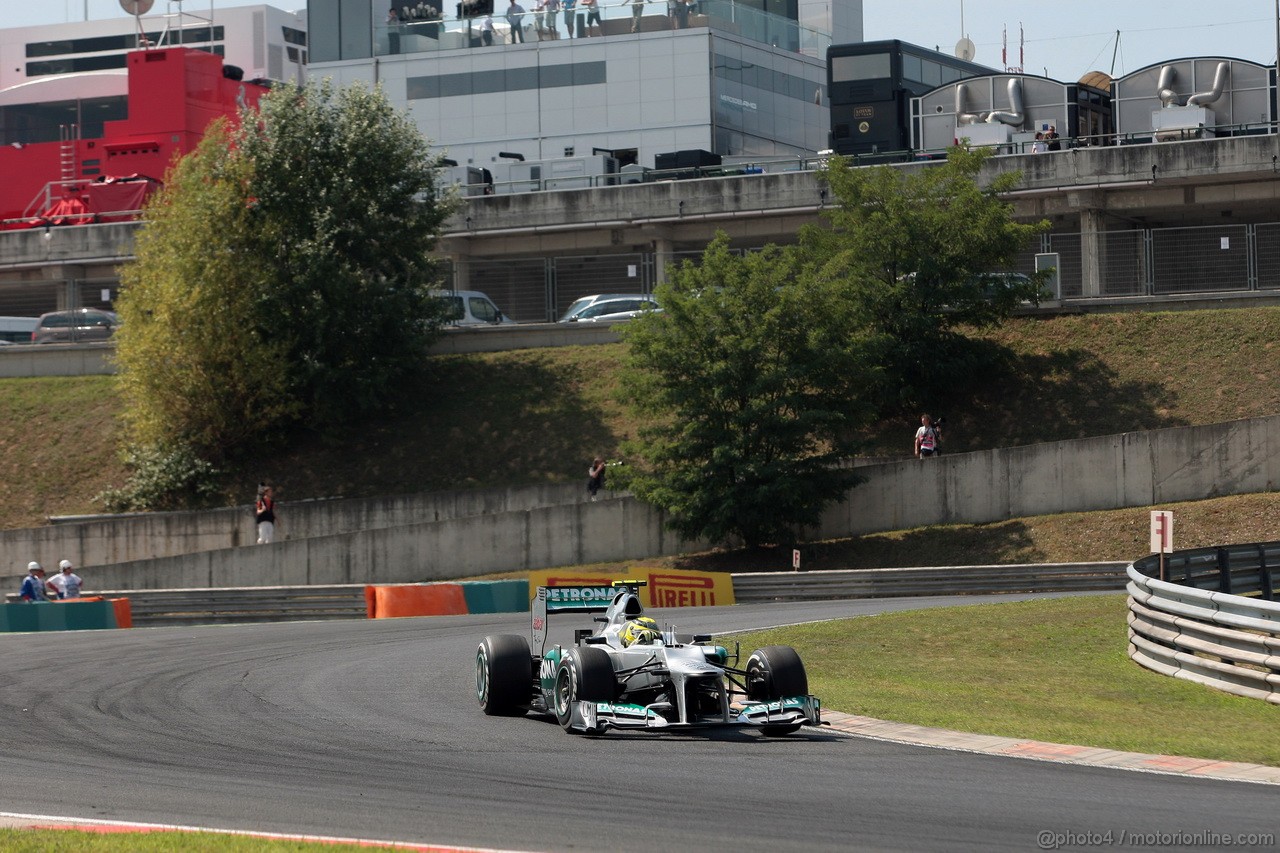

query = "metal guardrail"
[1126,544,1280,704]
[731,563,1129,603]
[5,586,372,627]
[6,563,1128,627]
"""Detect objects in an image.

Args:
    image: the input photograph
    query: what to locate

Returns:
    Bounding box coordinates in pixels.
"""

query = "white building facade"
[307,0,862,170]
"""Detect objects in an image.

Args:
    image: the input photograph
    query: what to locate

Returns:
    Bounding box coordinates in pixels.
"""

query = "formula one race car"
[475,580,822,736]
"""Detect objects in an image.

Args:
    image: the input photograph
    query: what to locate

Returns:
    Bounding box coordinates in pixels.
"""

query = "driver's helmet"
[620,616,659,647]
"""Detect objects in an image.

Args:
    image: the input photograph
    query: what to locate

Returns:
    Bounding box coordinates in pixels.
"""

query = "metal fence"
[1012,223,1280,300]
[17,221,1280,329]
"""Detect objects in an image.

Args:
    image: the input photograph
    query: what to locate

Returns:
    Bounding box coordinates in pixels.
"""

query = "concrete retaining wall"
[64,497,701,591]
[4,415,1278,591]
[817,416,1280,538]
[6,481,592,573]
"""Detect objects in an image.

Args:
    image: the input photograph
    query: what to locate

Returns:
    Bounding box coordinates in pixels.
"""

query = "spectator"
[256,485,277,544]
[506,0,526,42]
[1046,125,1061,151]
[20,562,48,602]
[481,13,495,45]
[48,560,83,600]
[587,456,607,501]
[1031,131,1046,154]
[672,0,689,28]
[914,414,941,459]
[562,0,577,37]
[630,0,644,32]
[545,0,561,36]
[582,0,601,34]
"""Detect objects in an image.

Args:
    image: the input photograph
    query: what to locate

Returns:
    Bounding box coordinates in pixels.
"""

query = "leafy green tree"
[618,234,880,548]
[116,121,298,457]
[234,80,455,426]
[807,145,1050,406]
[116,80,454,463]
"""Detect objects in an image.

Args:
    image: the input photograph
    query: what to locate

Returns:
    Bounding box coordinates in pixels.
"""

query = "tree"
[618,234,880,548]
[116,80,454,462]
[805,145,1050,407]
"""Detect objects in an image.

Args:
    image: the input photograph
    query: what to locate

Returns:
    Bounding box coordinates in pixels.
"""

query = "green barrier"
[1,601,118,632]
[459,580,531,614]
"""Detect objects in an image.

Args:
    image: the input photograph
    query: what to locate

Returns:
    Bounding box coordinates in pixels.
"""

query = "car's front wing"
[568,695,821,732]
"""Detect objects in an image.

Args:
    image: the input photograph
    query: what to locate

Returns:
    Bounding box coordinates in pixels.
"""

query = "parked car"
[558,293,645,322]
[558,295,658,323]
[432,290,516,326]
[31,308,121,344]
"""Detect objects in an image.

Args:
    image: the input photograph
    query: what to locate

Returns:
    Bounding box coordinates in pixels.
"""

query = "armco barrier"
[1126,545,1280,704]
[731,562,1129,603]
[0,598,130,632]
[2,563,1131,627]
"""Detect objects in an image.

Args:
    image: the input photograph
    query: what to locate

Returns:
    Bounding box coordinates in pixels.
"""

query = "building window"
[831,53,890,83]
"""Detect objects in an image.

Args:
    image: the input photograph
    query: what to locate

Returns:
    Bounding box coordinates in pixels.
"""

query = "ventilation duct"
[1187,62,1230,107]
[985,78,1025,128]
[1157,65,1178,107]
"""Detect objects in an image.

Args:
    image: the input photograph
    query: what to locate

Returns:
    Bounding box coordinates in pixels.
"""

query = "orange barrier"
[364,584,468,619]
[110,598,133,629]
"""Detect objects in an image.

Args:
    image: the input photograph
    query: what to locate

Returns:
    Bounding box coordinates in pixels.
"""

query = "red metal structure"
[0,46,269,229]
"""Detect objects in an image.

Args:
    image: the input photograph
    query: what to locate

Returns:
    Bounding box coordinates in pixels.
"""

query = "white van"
[432,290,516,326]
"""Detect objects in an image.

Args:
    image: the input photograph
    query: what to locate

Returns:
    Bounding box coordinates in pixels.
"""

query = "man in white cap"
[19,562,49,602]
[47,560,83,600]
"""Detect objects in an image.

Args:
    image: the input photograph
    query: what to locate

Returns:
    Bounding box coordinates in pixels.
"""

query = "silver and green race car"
[475,580,822,736]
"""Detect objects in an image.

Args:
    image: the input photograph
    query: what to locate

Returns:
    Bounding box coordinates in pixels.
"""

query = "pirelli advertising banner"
[525,569,735,608]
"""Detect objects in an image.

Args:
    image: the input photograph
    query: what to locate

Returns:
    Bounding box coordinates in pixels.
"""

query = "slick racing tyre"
[746,645,808,736]
[477,634,532,716]
[553,646,615,734]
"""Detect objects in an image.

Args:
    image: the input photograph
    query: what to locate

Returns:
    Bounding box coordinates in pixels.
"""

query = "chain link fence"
[9,223,1280,332]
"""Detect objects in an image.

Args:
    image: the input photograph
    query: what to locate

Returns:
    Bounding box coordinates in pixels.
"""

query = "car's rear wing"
[530,581,647,655]
[531,585,614,655]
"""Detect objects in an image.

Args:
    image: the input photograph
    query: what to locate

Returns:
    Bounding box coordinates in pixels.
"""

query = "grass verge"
[728,595,1279,767]
[0,828,389,851]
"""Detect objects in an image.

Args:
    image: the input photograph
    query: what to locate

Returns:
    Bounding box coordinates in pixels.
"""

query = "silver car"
[559,295,658,323]
[32,308,121,344]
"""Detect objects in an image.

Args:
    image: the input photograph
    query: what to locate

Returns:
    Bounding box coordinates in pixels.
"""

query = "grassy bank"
[3,307,1280,532]
[731,595,1280,767]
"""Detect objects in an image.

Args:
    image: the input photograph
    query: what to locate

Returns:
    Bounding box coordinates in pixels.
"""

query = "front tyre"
[745,645,808,700]
[553,646,615,734]
[746,646,808,736]
[477,634,532,716]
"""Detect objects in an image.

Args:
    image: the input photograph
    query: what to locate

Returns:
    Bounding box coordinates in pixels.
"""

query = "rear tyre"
[477,634,532,716]
[553,646,615,734]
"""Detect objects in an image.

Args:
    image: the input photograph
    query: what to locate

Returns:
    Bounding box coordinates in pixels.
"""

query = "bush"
[95,444,223,513]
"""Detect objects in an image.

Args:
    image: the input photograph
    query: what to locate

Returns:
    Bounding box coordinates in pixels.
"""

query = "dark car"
[32,308,121,344]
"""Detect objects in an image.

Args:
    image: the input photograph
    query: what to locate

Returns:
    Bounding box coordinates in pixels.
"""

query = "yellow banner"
[526,568,735,607]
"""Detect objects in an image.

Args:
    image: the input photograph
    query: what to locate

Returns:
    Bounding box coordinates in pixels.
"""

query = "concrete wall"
[0,343,114,377]
[0,323,623,378]
[817,416,1280,538]
[4,482,592,582]
[5,414,1278,592]
[62,497,703,591]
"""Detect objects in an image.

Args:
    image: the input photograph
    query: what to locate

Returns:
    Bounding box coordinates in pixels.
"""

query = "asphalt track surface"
[1,594,1276,852]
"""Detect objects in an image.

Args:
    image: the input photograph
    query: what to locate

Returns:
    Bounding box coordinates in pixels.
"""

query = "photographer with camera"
[914,414,942,459]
